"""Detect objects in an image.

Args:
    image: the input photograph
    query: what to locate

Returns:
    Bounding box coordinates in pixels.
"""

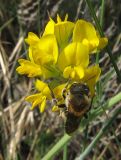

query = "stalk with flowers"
[16,14,108,131]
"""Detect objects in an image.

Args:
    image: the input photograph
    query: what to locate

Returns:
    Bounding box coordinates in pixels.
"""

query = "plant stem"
[100,0,105,28]
[63,144,67,160]
[41,134,71,160]
[96,0,105,64]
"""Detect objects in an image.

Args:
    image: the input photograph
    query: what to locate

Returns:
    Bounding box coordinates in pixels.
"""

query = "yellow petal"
[54,21,74,49]
[57,14,68,23]
[58,42,89,71]
[25,32,40,45]
[57,14,62,22]
[25,93,43,110]
[31,99,42,110]
[39,97,46,112]
[44,14,74,49]
[73,20,99,52]
[53,83,66,99]
[63,66,75,79]
[84,65,101,83]
[63,65,85,80]
[25,93,42,102]
[35,80,48,91]
[70,70,76,79]
[52,105,60,112]
[16,59,42,77]
[82,39,99,53]
[63,66,73,78]
[96,31,108,50]
[35,80,51,98]
[82,65,101,96]
[28,47,34,62]
[64,14,68,21]
[26,93,48,112]
[98,37,108,50]
[31,34,58,65]
[74,66,84,79]
[43,18,55,36]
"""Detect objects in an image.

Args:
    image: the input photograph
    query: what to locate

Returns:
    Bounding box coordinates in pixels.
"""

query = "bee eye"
[84,87,89,95]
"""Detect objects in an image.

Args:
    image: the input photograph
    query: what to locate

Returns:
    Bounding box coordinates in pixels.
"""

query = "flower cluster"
[16,14,108,112]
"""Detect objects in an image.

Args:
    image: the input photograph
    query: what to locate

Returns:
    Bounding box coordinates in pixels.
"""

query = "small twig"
[0,41,16,159]
[9,36,24,62]
[27,113,46,160]
[8,106,29,160]
[0,100,8,142]
[97,144,109,160]
[15,106,30,144]
[75,0,84,20]
[1,35,24,100]
[50,0,65,18]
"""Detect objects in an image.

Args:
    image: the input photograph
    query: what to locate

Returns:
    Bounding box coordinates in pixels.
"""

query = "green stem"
[76,106,121,160]
[96,0,105,64]
[86,0,121,82]
[63,144,67,160]
[41,134,71,160]
[100,0,105,28]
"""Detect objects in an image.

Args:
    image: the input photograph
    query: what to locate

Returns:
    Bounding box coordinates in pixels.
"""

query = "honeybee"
[59,82,92,134]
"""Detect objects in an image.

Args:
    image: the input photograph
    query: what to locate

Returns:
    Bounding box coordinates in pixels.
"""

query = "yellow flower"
[25,80,51,112]
[82,65,101,97]
[16,32,59,79]
[57,42,89,80]
[16,59,42,77]
[35,79,51,98]
[73,20,108,52]
[25,33,58,65]
[43,14,74,49]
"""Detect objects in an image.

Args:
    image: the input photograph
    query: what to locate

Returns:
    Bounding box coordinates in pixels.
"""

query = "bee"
[59,82,92,134]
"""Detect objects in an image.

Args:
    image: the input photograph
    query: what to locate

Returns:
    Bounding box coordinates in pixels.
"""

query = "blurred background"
[0,0,121,159]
